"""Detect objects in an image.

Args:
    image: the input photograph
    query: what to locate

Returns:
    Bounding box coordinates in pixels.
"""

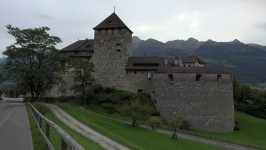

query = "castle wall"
[125,71,151,93]
[91,29,132,90]
[45,69,76,97]
[150,73,235,132]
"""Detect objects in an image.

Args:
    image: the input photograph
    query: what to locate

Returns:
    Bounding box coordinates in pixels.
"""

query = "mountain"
[133,36,193,57]
[132,36,266,85]
[166,37,202,51]
[248,43,266,51]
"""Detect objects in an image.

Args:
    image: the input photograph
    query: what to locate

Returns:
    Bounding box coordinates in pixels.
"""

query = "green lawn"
[185,112,266,150]
[27,107,46,150]
[58,104,224,150]
[27,104,104,150]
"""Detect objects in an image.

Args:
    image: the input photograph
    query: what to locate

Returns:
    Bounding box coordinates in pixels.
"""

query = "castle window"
[217,74,222,81]
[134,71,137,74]
[148,72,152,79]
[137,89,142,93]
[154,100,157,104]
[196,74,202,81]
[116,43,121,52]
[152,91,155,94]
[168,74,173,81]
[75,51,78,54]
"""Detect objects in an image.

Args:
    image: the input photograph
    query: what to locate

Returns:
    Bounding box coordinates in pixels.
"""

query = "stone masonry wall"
[125,71,151,93]
[91,29,132,90]
[150,73,235,132]
[45,69,76,97]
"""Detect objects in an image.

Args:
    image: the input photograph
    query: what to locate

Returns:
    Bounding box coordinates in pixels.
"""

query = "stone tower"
[91,13,133,90]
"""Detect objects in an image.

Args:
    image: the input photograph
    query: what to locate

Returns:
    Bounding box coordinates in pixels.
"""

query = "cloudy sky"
[0,0,266,56]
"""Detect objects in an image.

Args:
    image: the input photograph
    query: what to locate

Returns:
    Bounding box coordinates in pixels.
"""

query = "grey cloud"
[256,22,266,32]
[35,14,55,20]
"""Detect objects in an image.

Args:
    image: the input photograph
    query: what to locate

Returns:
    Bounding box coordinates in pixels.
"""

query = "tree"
[170,113,186,139]
[70,58,95,105]
[148,116,162,131]
[3,25,65,100]
[121,95,154,127]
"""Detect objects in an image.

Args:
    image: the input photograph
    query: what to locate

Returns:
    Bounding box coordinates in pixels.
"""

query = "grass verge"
[44,106,105,150]
[26,107,46,150]
[184,112,266,150]
[27,103,104,150]
[58,103,224,150]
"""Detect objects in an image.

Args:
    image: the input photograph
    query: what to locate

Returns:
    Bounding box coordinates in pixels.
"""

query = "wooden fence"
[27,102,85,150]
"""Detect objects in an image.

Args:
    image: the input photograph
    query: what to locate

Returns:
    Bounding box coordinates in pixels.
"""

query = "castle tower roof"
[93,12,133,33]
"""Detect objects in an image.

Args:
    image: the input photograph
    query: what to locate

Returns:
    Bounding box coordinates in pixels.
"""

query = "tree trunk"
[132,119,136,127]
[30,90,35,102]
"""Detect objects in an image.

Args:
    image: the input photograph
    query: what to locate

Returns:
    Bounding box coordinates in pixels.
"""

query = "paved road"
[0,101,33,150]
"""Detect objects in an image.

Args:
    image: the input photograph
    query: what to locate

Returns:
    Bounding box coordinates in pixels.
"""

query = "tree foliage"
[70,58,95,105]
[121,95,154,127]
[170,113,186,139]
[148,116,162,131]
[233,78,266,119]
[3,25,66,100]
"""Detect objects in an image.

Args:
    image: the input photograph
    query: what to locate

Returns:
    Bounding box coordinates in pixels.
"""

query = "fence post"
[46,123,50,150]
[39,117,42,128]
[61,139,67,150]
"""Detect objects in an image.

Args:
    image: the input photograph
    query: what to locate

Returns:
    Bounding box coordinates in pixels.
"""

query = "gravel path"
[46,104,130,150]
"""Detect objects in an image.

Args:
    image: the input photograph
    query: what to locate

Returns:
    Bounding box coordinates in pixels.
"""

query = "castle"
[58,12,235,132]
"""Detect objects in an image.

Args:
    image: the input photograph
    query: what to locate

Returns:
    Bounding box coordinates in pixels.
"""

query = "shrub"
[104,87,115,93]
[180,119,190,130]
[70,98,83,105]
[120,96,155,127]
[148,116,162,131]
[234,121,240,131]
[93,84,104,93]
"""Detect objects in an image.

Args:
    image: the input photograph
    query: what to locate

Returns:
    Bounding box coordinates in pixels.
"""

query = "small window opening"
[137,89,142,93]
[152,91,155,94]
[116,43,121,52]
[196,74,202,81]
[217,74,222,81]
[154,100,157,104]
[168,74,173,81]
[134,71,137,74]
[148,72,152,79]
[75,51,78,54]
[108,19,112,23]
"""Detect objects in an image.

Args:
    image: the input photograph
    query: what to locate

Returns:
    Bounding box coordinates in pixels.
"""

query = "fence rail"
[27,102,85,150]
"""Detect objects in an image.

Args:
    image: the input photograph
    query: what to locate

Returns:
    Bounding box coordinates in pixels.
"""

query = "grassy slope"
[44,106,105,150]
[185,112,266,150]
[58,104,224,150]
[27,104,104,150]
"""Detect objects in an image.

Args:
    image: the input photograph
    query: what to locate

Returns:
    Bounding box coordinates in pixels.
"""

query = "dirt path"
[45,104,130,150]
